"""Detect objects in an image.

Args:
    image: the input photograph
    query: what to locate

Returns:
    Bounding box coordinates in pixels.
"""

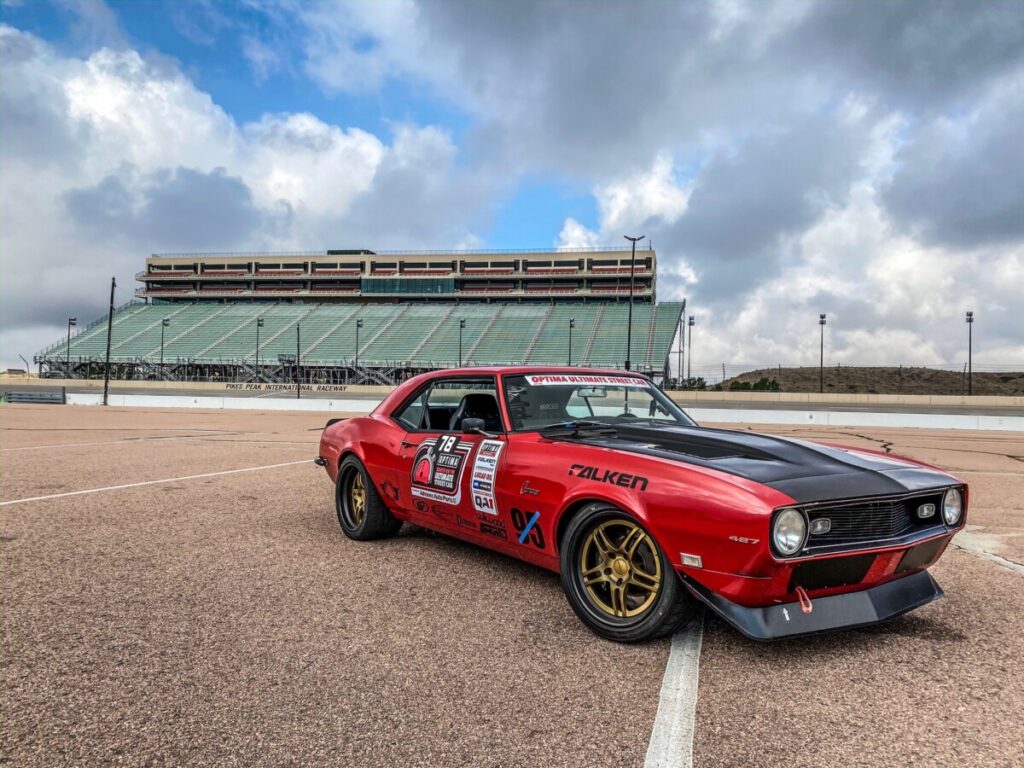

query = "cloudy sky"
[1,0,1022,375]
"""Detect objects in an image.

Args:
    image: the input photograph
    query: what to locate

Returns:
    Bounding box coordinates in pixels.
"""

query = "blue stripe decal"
[518,511,540,544]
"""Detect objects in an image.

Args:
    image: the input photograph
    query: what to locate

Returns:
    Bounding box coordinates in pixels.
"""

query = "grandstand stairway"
[303,305,362,362]
[358,304,411,361]
[522,305,555,363]
[408,305,458,363]
[255,305,320,360]
[581,304,606,365]
[193,304,270,359]
[141,305,232,359]
[643,311,658,368]
[464,305,505,364]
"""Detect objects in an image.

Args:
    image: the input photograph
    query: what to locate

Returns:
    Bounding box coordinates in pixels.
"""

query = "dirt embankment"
[723,366,1024,395]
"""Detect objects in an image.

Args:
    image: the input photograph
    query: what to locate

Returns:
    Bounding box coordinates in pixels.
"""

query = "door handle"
[400,440,417,448]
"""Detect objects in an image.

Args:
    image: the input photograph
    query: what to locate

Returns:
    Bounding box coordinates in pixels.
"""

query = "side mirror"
[462,417,486,434]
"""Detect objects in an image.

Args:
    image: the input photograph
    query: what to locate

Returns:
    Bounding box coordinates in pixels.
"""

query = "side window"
[394,389,428,430]
[426,380,500,431]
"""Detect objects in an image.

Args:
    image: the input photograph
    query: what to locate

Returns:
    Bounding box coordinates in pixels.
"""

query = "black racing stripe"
[561,424,954,504]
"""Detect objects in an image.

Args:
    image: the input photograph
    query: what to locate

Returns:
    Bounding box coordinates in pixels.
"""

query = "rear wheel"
[336,455,402,541]
[560,503,696,642]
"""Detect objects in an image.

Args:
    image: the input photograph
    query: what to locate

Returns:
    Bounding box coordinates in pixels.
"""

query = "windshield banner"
[524,374,647,387]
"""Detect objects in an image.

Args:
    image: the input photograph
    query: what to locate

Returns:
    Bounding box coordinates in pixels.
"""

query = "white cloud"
[555,218,599,249]
[0,25,486,368]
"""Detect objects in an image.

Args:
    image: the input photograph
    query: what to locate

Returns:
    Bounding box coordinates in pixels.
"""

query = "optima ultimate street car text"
[316,367,967,642]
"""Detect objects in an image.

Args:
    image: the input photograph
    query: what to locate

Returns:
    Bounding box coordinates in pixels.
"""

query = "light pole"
[296,323,301,400]
[686,315,694,385]
[966,311,974,396]
[355,318,363,373]
[623,235,645,370]
[255,317,264,381]
[102,277,116,406]
[459,319,466,366]
[160,318,170,375]
[568,318,575,365]
[66,317,77,378]
[819,314,827,394]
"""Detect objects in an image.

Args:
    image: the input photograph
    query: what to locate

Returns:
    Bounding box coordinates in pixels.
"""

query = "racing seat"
[449,393,502,432]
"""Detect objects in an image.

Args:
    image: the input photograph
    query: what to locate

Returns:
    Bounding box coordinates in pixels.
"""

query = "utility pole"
[966,311,974,396]
[819,314,827,394]
[159,318,170,376]
[568,318,575,365]
[66,317,76,378]
[102,277,116,406]
[355,318,363,375]
[255,317,264,381]
[686,315,694,385]
[623,235,645,370]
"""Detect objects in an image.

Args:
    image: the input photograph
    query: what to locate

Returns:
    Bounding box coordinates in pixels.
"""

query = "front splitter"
[681,569,944,641]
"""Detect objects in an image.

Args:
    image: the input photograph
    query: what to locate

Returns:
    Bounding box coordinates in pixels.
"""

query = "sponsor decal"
[470,439,505,515]
[511,508,545,549]
[430,504,450,519]
[728,535,759,545]
[456,514,476,530]
[479,519,509,540]
[413,499,429,513]
[525,374,647,388]
[567,464,649,491]
[519,481,540,496]
[411,435,474,505]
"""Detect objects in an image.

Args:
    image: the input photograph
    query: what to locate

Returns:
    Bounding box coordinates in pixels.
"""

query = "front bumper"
[682,568,943,641]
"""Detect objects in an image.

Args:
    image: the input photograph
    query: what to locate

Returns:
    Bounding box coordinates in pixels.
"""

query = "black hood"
[563,423,955,504]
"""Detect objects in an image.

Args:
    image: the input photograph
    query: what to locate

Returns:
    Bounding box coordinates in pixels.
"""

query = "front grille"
[804,493,945,550]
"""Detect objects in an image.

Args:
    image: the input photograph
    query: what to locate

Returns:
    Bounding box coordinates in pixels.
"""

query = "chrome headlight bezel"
[942,487,963,526]
[771,507,807,557]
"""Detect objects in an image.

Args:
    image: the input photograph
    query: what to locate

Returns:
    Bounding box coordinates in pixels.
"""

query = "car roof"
[420,366,650,377]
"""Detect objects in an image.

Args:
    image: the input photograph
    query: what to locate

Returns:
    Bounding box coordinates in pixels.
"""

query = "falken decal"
[568,464,649,491]
[411,435,474,505]
[471,439,505,515]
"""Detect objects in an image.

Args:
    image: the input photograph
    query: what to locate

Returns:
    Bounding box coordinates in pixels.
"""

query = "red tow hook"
[795,586,813,614]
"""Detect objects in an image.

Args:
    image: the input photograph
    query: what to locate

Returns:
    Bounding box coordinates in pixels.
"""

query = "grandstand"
[36,246,683,385]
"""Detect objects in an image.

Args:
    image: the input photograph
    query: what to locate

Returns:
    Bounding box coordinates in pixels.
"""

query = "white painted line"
[645,610,704,768]
[0,459,311,507]
[954,544,1024,576]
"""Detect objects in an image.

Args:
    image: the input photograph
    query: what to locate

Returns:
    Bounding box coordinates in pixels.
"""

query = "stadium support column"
[459,319,466,366]
[568,318,575,366]
[255,317,264,382]
[623,235,645,371]
[296,323,301,400]
[102,277,116,406]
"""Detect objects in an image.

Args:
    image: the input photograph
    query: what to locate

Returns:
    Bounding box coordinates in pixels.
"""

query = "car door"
[394,378,507,537]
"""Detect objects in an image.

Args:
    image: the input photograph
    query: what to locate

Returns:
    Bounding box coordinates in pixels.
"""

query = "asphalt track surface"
[1,405,1022,767]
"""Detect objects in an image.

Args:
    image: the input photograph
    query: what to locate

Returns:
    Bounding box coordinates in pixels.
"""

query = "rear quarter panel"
[319,414,406,516]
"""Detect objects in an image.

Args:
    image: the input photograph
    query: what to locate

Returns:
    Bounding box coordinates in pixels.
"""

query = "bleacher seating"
[39,300,684,370]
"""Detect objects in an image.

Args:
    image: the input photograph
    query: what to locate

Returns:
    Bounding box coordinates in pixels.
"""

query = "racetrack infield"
[2,405,1022,767]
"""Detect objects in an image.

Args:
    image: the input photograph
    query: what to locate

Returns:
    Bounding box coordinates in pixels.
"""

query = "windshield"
[502,373,696,431]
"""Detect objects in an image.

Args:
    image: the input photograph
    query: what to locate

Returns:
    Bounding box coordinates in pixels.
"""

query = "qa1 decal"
[470,439,505,515]
[411,435,474,505]
[511,508,545,550]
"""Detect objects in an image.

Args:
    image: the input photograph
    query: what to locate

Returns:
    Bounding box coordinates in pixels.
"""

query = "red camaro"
[316,367,966,642]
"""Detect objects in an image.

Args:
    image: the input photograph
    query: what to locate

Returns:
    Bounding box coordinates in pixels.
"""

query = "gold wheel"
[348,471,366,526]
[580,519,662,619]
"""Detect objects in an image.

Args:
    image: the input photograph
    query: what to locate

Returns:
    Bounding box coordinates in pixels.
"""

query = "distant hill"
[720,366,1024,396]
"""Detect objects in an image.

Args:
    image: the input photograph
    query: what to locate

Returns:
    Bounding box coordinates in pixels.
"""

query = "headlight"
[773,508,807,556]
[942,488,963,526]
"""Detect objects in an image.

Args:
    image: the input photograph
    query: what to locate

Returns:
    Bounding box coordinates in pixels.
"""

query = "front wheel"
[560,503,696,643]
[335,455,402,541]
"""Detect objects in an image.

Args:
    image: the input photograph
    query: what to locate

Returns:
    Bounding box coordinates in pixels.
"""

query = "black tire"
[560,502,696,643]
[335,455,402,541]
